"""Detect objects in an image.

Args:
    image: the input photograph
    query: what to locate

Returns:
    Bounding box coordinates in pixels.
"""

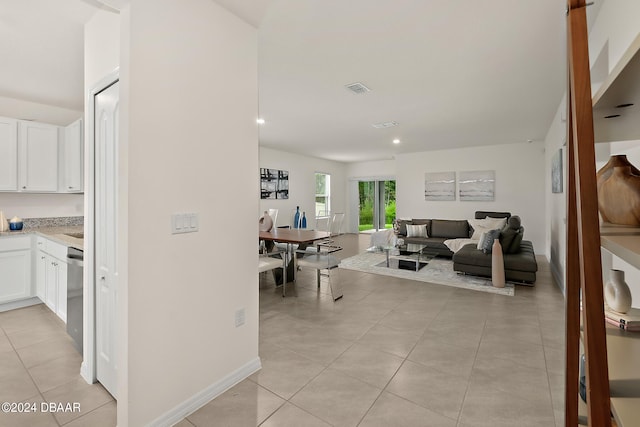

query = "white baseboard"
[148,357,262,427]
[0,297,42,313]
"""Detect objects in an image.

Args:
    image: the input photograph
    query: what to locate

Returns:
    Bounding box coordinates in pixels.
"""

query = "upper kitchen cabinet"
[0,116,18,191]
[18,120,59,192]
[63,118,83,193]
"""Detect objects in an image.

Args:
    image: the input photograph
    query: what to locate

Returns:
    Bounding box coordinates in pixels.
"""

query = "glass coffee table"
[368,243,436,271]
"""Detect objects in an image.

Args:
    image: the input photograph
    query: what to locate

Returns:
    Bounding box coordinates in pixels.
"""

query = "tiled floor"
[1,233,566,426]
[184,234,566,427]
[0,303,116,426]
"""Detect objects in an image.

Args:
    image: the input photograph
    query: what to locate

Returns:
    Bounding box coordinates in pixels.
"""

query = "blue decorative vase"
[301,212,307,228]
[293,206,300,228]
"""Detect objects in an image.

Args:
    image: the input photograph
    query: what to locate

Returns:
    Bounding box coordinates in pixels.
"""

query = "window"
[315,173,330,216]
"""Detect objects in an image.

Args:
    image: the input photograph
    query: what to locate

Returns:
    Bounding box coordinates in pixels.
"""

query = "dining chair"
[330,212,345,236]
[267,208,278,227]
[295,248,343,301]
[258,243,288,297]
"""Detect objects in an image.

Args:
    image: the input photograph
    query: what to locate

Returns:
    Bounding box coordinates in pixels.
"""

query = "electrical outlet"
[235,308,245,327]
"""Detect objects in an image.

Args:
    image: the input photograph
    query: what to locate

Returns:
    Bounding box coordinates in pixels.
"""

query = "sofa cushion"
[506,227,524,254]
[454,241,537,273]
[406,224,428,238]
[499,227,518,250]
[475,211,511,220]
[430,219,469,239]
[506,215,521,229]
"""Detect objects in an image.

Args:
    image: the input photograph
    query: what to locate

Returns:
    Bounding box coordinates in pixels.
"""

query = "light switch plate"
[171,213,199,234]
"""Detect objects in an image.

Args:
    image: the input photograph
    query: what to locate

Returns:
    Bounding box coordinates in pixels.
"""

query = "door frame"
[348,175,395,233]
[81,69,120,385]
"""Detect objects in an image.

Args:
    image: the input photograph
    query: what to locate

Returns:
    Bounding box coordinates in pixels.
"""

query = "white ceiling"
[1,0,604,163]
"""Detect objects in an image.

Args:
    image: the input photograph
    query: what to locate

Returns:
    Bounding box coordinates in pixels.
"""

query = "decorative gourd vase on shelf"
[293,206,300,229]
[491,239,505,288]
[596,155,640,225]
[605,269,632,314]
[301,212,307,229]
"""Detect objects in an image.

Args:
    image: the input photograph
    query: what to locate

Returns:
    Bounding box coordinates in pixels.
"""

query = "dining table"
[259,228,331,283]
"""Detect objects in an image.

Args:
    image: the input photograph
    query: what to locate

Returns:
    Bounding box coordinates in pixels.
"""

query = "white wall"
[395,142,546,253]
[0,194,83,219]
[543,97,567,289]
[259,147,347,228]
[122,1,259,425]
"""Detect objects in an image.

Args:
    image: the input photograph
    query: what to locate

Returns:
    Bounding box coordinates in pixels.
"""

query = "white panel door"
[18,121,59,192]
[0,116,18,191]
[95,81,119,398]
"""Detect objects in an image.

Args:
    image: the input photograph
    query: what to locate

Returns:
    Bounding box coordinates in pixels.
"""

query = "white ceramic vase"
[0,211,7,232]
[605,269,632,314]
[491,239,505,288]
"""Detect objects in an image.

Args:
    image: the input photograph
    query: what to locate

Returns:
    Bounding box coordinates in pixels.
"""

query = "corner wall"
[123,1,259,425]
[395,143,547,253]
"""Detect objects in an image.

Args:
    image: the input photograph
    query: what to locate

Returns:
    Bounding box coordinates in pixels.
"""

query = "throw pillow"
[468,217,506,240]
[406,224,428,238]
[477,232,488,250]
[395,219,411,236]
[481,228,502,254]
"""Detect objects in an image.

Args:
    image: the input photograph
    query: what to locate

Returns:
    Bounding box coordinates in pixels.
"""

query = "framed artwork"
[552,148,563,193]
[425,171,456,201]
[459,170,495,201]
[260,168,289,199]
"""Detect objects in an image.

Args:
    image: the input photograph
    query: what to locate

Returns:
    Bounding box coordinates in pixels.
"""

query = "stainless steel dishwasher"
[66,247,83,353]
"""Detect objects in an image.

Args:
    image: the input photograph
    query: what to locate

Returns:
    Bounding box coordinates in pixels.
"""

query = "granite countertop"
[0,225,84,250]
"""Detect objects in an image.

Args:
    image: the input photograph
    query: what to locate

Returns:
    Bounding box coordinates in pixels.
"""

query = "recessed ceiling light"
[372,121,399,129]
[256,118,265,124]
[393,139,400,144]
[345,82,371,94]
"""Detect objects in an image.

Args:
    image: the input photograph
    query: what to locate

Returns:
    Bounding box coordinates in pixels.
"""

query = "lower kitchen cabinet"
[0,237,32,304]
[36,237,68,322]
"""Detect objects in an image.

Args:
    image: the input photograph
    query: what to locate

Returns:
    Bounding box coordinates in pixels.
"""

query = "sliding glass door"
[358,180,395,232]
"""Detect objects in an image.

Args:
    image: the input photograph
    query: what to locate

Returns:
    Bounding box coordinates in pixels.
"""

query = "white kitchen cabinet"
[0,237,32,304]
[63,119,83,193]
[36,236,68,322]
[0,116,18,191]
[35,251,46,301]
[18,120,59,192]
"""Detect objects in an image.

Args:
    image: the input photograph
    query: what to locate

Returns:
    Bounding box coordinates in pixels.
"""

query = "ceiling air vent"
[345,82,371,94]
[372,121,399,129]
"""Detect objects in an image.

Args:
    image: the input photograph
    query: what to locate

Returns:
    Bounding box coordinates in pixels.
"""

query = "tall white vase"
[0,211,7,232]
[605,269,632,314]
[492,239,505,288]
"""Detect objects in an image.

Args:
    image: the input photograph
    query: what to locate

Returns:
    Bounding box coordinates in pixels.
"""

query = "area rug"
[339,251,515,296]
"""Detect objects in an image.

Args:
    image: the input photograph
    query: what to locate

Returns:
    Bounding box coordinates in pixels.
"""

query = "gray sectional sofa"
[395,211,538,284]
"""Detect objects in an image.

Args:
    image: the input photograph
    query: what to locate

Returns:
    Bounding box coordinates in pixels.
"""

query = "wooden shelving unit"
[566,3,640,426]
